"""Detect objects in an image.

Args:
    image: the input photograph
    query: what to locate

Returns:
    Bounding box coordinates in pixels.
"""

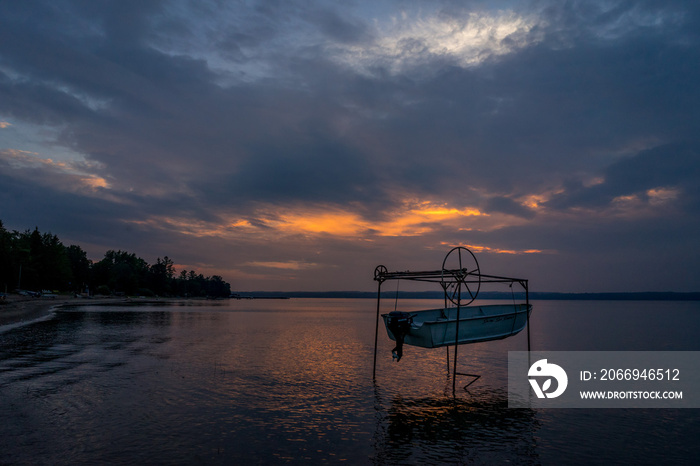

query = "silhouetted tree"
[93,250,148,295]
[9,228,72,291]
[66,245,91,293]
[149,256,175,295]
[206,275,231,298]
[38,232,72,290]
[0,219,233,297]
[0,221,14,291]
[175,270,189,296]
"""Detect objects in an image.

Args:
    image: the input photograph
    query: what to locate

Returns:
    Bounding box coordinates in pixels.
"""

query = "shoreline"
[0,295,191,328]
[0,295,72,328]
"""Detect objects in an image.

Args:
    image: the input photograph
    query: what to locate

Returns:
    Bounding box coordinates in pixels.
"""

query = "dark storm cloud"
[483,196,536,219]
[546,143,700,212]
[3,0,695,209]
[223,137,380,203]
[0,0,390,211]
[0,166,133,247]
[308,7,371,44]
[419,31,700,192]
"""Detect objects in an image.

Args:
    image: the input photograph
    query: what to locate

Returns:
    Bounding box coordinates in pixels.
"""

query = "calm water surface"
[1,299,699,464]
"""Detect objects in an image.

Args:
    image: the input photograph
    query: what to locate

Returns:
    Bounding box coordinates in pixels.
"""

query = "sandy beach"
[0,294,74,328]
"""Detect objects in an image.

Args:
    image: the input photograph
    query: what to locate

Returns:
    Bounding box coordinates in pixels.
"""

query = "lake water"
[1,298,699,464]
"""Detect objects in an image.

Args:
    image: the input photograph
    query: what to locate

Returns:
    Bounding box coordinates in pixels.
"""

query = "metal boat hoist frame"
[372,247,531,394]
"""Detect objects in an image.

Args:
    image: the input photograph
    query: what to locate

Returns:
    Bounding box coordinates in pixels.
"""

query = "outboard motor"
[386,311,413,362]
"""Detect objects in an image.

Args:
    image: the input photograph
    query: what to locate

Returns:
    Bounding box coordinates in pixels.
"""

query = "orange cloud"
[245,261,319,270]
[442,242,543,255]
[126,197,537,248]
[647,187,678,205]
[81,175,110,189]
[517,188,564,210]
[268,210,367,236]
[1,148,112,192]
[126,216,252,238]
[262,200,487,238]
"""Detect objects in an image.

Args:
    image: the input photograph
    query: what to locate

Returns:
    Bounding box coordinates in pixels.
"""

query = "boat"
[371,247,532,392]
[382,303,532,349]
[372,246,532,364]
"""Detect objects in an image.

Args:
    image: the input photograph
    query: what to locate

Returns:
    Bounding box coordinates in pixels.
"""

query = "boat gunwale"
[381,303,531,326]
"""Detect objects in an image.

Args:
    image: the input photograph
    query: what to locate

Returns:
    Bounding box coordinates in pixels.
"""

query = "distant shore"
[235,291,700,300]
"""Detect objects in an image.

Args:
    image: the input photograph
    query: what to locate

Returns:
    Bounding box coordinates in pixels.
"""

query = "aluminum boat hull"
[382,303,532,348]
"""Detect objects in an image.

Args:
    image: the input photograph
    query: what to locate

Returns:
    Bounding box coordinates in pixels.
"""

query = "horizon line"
[232,291,700,301]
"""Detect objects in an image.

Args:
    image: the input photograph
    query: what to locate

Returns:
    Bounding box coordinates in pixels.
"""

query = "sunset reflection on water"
[1,299,699,464]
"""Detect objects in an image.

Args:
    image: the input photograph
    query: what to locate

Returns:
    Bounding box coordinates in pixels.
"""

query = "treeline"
[0,220,231,297]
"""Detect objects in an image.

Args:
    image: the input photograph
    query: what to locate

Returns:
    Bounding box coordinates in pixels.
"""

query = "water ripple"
[1,300,699,464]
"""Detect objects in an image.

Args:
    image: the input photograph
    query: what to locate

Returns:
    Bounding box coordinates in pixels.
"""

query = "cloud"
[483,196,536,219]
[245,261,320,270]
[332,9,543,76]
[545,142,700,215]
[220,136,381,205]
[308,7,371,45]
[0,148,111,194]
[1,0,699,291]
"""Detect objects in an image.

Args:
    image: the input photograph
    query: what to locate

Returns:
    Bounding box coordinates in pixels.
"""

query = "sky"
[1,0,699,293]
